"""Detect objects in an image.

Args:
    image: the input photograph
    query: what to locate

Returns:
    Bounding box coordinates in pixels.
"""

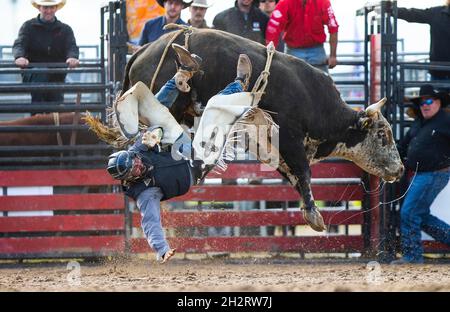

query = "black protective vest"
[123,141,191,201]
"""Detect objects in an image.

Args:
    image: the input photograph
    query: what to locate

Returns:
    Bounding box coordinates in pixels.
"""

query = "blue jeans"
[137,187,171,261]
[156,78,244,107]
[400,170,450,262]
[218,80,244,95]
[286,44,329,73]
[155,78,179,108]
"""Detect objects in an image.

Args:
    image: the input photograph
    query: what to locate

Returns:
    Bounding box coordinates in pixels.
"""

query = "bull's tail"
[120,43,152,97]
[82,112,131,149]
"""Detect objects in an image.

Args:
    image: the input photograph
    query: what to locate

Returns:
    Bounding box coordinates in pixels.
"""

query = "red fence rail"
[129,161,369,255]
[0,164,448,259]
[0,169,125,258]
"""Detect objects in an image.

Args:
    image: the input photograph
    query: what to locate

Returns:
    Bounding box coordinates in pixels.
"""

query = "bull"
[119,28,404,231]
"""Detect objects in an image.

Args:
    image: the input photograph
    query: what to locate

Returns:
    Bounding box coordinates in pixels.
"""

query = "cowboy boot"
[172,43,202,92]
[236,54,252,91]
[302,206,326,232]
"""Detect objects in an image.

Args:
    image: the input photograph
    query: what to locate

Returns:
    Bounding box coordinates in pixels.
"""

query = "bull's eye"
[377,130,385,139]
[377,130,389,146]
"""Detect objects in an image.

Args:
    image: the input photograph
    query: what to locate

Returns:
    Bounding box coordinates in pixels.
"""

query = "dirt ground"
[0,256,449,292]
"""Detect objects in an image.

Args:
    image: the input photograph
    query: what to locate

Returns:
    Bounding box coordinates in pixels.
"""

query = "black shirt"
[213,2,269,45]
[398,6,450,78]
[398,109,450,172]
[13,15,79,63]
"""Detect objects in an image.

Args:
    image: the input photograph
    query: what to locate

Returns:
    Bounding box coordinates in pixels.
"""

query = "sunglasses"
[420,98,435,106]
[260,0,276,3]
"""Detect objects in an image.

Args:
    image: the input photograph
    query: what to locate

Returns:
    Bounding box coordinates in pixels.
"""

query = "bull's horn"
[366,97,387,117]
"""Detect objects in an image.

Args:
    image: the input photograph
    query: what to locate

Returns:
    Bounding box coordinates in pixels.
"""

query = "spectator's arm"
[265,0,289,47]
[323,0,339,68]
[65,27,79,59]
[12,22,29,61]
[328,32,338,69]
[65,27,79,68]
[397,7,432,24]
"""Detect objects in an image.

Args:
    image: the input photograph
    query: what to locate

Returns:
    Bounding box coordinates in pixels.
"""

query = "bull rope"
[251,41,276,100]
[149,24,194,93]
[213,42,279,173]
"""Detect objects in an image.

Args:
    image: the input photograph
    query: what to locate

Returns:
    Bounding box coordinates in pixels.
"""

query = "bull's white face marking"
[331,112,403,182]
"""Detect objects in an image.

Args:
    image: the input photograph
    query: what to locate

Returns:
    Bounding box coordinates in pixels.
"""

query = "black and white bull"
[122,29,404,231]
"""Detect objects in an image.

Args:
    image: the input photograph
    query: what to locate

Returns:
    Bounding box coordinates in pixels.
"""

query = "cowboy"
[265,0,339,73]
[259,0,278,16]
[107,45,253,263]
[13,0,79,108]
[213,0,269,45]
[188,0,210,29]
[138,0,192,46]
[392,85,450,264]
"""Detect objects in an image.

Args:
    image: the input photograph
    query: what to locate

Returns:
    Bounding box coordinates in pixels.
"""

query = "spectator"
[259,0,285,52]
[391,85,450,265]
[259,0,277,15]
[266,0,339,73]
[398,1,450,83]
[213,0,269,45]
[138,0,191,46]
[13,0,79,107]
[188,0,210,29]
[107,45,253,263]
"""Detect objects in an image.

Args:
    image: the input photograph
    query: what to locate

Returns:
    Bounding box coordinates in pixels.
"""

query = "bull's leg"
[277,148,326,232]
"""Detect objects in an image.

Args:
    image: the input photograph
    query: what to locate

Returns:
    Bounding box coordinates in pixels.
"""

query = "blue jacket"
[123,137,191,201]
[138,16,188,45]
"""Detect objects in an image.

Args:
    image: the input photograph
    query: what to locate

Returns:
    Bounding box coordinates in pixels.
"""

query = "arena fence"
[0,162,447,259]
[0,170,125,259]
[129,160,371,256]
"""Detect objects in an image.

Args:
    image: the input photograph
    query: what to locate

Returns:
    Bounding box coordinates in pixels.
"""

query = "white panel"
[422,181,450,240]
[6,186,54,217]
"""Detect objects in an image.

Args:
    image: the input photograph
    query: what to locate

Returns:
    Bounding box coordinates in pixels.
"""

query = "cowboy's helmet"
[107,150,134,180]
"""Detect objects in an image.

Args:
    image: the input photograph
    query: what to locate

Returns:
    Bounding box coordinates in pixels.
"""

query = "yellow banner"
[126,0,165,43]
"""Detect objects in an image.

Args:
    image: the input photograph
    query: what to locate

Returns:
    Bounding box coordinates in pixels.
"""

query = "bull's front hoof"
[302,207,326,232]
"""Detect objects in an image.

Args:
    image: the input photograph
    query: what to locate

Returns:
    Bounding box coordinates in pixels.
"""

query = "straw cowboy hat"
[191,0,211,8]
[31,0,66,10]
[156,0,192,8]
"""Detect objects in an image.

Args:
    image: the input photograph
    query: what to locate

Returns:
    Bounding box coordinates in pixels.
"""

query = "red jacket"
[266,0,339,48]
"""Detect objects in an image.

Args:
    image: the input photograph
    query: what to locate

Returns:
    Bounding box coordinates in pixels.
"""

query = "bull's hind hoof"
[302,207,326,232]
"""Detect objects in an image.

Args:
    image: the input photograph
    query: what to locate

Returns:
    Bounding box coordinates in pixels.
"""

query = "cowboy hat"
[191,0,211,8]
[156,0,192,8]
[31,0,66,10]
[408,84,449,108]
